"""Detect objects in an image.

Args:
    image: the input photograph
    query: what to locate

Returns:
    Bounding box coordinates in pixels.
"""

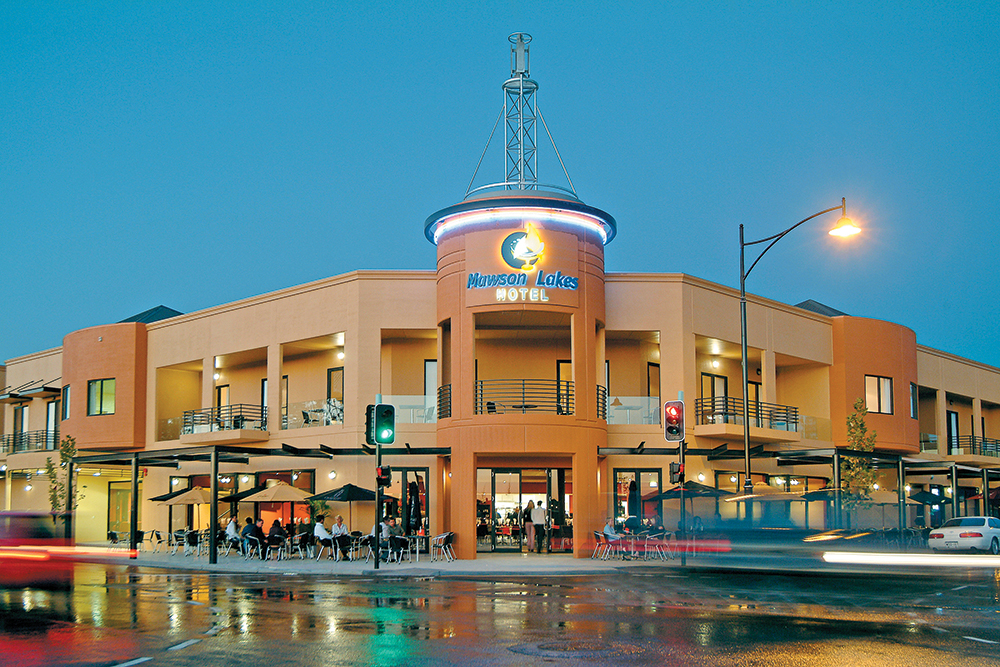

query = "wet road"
[2,563,1000,666]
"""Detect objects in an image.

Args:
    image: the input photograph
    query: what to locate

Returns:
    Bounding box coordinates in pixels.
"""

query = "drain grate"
[509,639,643,659]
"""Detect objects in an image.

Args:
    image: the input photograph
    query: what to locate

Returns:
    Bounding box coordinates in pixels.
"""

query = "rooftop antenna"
[465,33,577,199]
[505,32,537,190]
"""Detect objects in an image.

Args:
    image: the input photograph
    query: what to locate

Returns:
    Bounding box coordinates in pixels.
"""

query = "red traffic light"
[663,400,685,442]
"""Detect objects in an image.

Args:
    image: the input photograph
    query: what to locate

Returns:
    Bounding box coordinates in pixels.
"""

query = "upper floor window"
[87,378,116,416]
[865,375,893,415]
[909,383,918,420]
[61,385,70,420]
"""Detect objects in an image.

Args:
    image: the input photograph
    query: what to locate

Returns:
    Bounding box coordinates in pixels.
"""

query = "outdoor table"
[405,534,428,562]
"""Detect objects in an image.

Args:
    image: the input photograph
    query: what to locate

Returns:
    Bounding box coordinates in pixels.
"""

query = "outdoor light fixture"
[0,464,6,472]
[172,478,179,486]
[873,483,879,491]
[739,197,859,521]
[698,473,705,482]
[213,373,220,381]
[328,470,337,480]
[337,351,345,360]
[905,484,911,492]
[712,359,720,369]
[93,471,101,476]
[241,475,250,484]
[731,475,737,483]
[25,484,32,491]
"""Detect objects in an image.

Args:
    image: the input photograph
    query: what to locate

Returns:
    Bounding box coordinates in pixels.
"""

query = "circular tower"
[425,34,616,558]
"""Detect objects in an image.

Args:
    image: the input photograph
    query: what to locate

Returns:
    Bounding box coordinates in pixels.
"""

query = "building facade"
[3,35,999,558]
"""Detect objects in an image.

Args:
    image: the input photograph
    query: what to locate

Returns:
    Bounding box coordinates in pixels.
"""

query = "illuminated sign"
[467,226,578,302]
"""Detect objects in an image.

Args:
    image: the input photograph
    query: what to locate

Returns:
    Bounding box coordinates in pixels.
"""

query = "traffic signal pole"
[374,397,382,570]
[679,437,686,567]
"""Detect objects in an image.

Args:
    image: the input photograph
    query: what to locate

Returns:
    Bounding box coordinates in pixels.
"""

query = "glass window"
[61,385,70,420]
[87,378,116,416]
[864,375,893,414]
[909,383,918,420]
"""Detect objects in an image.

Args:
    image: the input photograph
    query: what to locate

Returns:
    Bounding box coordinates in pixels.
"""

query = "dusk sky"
[2,3,998,367]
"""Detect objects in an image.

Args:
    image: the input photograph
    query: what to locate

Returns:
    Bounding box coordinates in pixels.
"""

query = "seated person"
[388,517,404,537]
[603,517,622,542]
[240,517,256,554]
[330,515,353,561]
[266,520,288,559]
[249,519,268,560]
[314,515,336,558]
[371,517,391,559]
[225,517,243,554]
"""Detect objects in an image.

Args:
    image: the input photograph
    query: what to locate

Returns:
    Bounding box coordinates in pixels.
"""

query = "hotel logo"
[501,224,544,271]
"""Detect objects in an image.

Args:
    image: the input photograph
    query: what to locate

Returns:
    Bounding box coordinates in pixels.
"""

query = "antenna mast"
[504,33,538,190]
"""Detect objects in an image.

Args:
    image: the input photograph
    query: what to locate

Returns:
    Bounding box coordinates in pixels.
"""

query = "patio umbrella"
[159,486,214,529]
[725,482,805,503]
[240,481,312,524]
[867,490,920,529]
[909,491,946,506]
[649,481,733,502]
[308,483,377,529]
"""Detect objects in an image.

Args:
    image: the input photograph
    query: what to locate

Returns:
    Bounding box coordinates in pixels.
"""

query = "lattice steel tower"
[504,33,538,190]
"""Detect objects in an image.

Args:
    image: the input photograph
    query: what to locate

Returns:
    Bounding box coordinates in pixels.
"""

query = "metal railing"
[437,385,452,420]
[694,396,799,432]
[181,404,268,435]
[475,379,574,415]
[596,385,608,420]
[284,398,344,430]
[605,395,660,425]
[380,395,436,423]
[950,435,1000,457]
[1,429,59,453]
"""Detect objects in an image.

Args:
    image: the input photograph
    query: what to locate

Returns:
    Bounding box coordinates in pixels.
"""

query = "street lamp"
[739,198,859,515]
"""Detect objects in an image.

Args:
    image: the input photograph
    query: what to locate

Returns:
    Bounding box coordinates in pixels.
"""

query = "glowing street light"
[739,198,859,521]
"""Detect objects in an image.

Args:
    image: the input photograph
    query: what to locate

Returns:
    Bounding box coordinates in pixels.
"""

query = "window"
[909,383,918,420]
[865,375,893,414]
[87,378,116,415]
[61,385,70,420]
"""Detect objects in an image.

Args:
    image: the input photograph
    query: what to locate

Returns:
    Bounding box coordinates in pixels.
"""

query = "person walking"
[523,500,535,552]
[531,500,547,553]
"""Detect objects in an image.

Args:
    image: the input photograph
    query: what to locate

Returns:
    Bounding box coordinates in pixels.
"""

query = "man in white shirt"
[314,515,335,559]
[372,517,391,560]
[225,517,242,554]
[530,501,547,553]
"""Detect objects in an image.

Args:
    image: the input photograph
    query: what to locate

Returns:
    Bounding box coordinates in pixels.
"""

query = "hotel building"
[3,35,999,559]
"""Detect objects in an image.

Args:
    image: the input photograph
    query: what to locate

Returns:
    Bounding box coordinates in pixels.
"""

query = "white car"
[928,516,1000,554]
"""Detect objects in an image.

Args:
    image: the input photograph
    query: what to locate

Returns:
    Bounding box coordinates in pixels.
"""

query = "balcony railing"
[606,395,660,425]
[284,399,344,430]
[1,429,59,453]
[950,435,1000,457]
[381,395,436,423]
[920,433,939,453]
[596,386,608,420]
[437,384,452,420]
[182,404,268,435]
[475,379,574,415]
[157,417,182,441]
[694,396,799,432]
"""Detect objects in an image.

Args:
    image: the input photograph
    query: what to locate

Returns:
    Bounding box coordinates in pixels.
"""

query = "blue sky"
[2,3,998,367]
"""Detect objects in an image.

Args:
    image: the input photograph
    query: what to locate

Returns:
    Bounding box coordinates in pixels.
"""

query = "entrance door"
[491,470,522,552]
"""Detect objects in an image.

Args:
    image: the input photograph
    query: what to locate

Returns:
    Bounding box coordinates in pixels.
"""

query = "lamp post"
[739,198,859,519]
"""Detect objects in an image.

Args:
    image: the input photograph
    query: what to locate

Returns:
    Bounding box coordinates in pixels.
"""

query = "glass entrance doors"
[476,467,573,553]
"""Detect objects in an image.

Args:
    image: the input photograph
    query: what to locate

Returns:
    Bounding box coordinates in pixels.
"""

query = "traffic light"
[365,403,396,445]
[664,400,685,442]
[669,462,684,484]
[376,465,392,487]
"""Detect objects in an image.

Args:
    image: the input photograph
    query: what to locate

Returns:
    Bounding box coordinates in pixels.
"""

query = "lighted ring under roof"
[424,196,617,246]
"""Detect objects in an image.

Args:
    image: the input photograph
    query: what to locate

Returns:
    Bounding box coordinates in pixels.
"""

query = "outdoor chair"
[315,536,334,560]
[591,531,606,559]
[244,535,262,560]
[184,530,201,556]
[265,535,287,560]
[108,531,122,549]
[149,530,166,553]
[134,530,146,552]
[430,532,456,562]
[292,532,313,559]
[644,532,672,561]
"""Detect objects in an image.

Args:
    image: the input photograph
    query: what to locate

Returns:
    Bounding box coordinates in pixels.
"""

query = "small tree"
[840,398,878,515]
[45,436,84,521]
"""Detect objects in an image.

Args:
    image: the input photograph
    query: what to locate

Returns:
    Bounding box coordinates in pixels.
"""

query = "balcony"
[949,435,1000,458]
[475,379,574,415]
[437,385,452,420]
[606,396,660,425]
[920,433,939,453]
[381,395,436,423]
[284,398,345,430]
[1,430,59,454]
[693,396,801,444]
[179,404,269,445]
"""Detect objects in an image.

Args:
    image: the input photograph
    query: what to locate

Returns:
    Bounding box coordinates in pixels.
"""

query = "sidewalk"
[79,543,944,579]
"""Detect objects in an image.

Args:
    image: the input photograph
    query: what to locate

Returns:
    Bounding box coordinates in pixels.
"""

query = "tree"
[840,398,878,514]
[44,436,84,521]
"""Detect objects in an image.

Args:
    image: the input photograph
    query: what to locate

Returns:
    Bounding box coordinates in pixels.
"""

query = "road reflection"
[1,563,999,665]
